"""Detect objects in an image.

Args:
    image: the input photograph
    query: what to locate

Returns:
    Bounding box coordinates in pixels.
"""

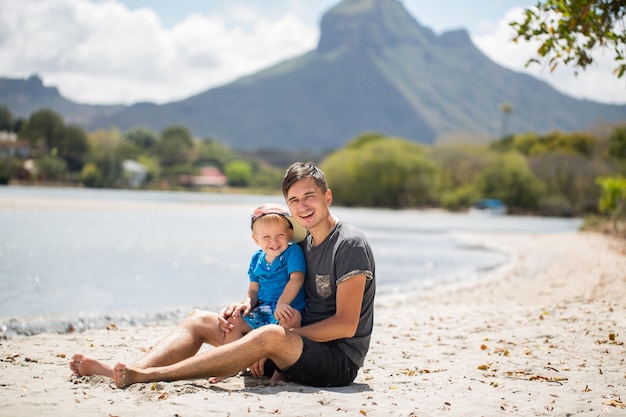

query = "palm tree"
[499,102,513,139]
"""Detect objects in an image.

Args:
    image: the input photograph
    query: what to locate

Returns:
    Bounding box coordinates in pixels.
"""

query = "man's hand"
[249,357,268,379]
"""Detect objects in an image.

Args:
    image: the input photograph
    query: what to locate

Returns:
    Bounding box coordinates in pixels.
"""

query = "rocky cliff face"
[318,0,436,52]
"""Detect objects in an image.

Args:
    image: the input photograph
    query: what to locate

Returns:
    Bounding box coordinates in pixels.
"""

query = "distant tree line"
[320,128,626,220]
[1,105,625,225]
[0,106,284,190]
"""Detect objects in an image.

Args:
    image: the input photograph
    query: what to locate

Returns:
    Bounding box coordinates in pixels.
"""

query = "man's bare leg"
[131,309,225,369]
[69,309,224,379]
[113,324,303,388]
[268,310,301,382]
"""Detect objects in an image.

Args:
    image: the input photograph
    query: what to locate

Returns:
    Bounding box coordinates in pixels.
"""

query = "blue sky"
[106,0,530,33]
[1,0,623,105]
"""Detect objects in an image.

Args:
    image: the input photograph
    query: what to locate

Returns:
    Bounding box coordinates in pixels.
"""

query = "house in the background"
[0,131,31,159]
[179,166,227,188]
[122,159,148,187]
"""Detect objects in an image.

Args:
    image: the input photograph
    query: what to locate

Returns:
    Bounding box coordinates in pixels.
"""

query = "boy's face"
[252,218,293,258]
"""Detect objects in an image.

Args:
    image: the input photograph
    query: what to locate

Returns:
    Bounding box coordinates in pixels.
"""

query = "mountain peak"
[317,0,435,53]
[439,29,473,48]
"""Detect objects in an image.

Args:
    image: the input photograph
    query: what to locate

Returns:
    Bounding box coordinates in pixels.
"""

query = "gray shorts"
[277,337,359,387]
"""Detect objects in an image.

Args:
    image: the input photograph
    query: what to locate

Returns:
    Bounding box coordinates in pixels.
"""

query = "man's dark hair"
[282,162,328,197]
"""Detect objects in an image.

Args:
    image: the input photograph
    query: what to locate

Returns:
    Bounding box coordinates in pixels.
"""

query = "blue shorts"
[243,303,279,329]
[273,338,359,387]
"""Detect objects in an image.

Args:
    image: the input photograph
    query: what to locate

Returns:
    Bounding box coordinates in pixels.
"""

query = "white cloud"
[472,8,626,105]
[0,0,318,104]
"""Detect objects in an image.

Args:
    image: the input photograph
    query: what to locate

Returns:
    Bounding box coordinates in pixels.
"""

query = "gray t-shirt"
[301,220,375,367]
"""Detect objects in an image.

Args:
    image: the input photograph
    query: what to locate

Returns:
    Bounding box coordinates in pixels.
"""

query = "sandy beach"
[1,227,625,416]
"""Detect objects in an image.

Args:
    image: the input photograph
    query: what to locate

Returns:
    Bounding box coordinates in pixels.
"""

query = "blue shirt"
[248,243,306,312]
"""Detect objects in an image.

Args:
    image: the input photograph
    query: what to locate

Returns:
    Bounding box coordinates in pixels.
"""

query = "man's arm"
[292,274,366,342]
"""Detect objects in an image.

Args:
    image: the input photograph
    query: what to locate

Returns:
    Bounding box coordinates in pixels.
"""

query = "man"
[70,162,376,387]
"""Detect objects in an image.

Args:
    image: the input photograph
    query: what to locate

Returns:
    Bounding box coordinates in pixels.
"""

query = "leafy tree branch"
[511,0,626,78]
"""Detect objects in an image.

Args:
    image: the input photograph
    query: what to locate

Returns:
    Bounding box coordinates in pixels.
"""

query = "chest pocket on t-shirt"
[315,274,332,298]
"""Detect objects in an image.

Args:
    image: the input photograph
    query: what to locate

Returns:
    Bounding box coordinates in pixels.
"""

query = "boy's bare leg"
[221,316,251,345]
[69,309,224,378]
[113,324,303,388]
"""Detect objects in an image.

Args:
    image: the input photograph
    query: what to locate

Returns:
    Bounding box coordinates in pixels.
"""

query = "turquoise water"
[0,186,582,336]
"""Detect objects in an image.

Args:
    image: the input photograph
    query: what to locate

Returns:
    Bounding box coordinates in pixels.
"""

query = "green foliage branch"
[596,175,626,230]
[511,0,626,78]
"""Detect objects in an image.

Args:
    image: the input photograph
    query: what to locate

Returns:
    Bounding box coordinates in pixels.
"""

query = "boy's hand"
[218,301,252,335]
[218,303,239,334]
[232,301,251,317]
[274,302,295,323]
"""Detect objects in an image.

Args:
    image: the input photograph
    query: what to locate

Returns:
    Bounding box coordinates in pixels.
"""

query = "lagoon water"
[0,186,582,336]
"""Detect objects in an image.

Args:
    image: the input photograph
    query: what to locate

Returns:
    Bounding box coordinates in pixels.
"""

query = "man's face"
[285,177,331,231]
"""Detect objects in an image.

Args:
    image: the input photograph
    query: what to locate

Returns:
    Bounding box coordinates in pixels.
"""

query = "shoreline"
[0,231,512,339]
[1,231,625,416]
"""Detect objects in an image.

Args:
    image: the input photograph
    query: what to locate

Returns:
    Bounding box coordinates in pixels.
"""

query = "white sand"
[1,204,625,416]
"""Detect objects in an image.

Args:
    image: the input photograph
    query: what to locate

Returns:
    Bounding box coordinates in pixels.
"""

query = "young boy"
[212,203,307,381]
[222,203,307,340]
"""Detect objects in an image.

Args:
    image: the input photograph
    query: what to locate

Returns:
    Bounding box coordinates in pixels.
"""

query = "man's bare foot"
[69,354,113,378]
[113,362,130,388]
[208,374,235,383]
